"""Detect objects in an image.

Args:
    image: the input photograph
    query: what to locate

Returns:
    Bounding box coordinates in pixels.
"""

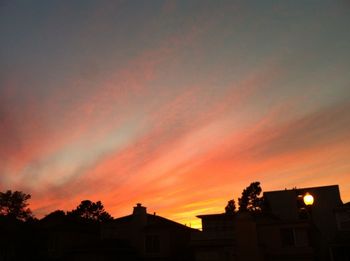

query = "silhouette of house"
[59,238,138,261]
[192,211,314,261]
[101,203,198,261]
[330,202,350,260]
[334,202,350,231]
[193,185,344,261]
[255,213,314,261]
[191,213,236,261]
[39,214,101,260]
[264,185,343,261]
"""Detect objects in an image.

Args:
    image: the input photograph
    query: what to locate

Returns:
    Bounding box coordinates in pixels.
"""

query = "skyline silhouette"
[0,182,347,230]
[1,184,348,260]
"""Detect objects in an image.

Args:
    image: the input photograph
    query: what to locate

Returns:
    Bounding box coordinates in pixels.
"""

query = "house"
[192,211,314,261]
[330,202,350,261]
[192,185,344,261]
[101,203,198,261]
[256,215,314,261]
[191,213,236,261]
[39,214,101,260]
[264,185,343,261]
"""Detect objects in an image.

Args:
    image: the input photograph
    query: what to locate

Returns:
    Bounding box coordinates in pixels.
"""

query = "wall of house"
[257,222,314,261]
[234,213,262,261]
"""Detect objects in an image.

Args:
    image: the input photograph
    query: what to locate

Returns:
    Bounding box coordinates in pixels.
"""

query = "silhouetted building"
[256,214,314,261]
[330,202,350,261]
[264,185,343,261]
[37,214,137,261]
[334,202,350,231]
[101,203,197,261]
[40,217,99,259]
[191,213,236,261]
[192,211,314,261]
[59,238,138,261]
[193,185,345,261]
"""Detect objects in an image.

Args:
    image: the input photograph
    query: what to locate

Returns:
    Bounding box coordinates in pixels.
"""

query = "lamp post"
[302,192,319,260]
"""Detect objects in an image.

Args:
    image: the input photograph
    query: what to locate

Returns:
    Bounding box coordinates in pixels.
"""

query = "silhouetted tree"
[0,190,33,221]
[67,200,112,222]
[225,199,236,214]
[238,182,264,212]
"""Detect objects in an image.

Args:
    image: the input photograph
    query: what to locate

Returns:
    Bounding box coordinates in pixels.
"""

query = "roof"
[263,184,340,195]
[113,213,198,232]
[263,184,343,208]
[334,202,350,212]
[197,211,283,221]
[113,215,133,223]
[197,213,233,219]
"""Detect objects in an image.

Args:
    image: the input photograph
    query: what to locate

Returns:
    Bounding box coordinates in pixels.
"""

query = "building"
[192,211,314,261]
[192,185,345,261]
[101,203,198,261]
[191,213,236,261]
[330,202,350,261]
[264,185,343,261]
[256,215,314,261]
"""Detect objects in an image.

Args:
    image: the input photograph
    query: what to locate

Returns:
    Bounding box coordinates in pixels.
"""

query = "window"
[280,227,309,247]
[294,228,309,247]
[145,234,160,253]
[280,228,294,247]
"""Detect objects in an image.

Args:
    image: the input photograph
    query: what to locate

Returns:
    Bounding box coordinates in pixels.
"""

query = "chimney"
[132,203,147,228]
[133,203,147,216]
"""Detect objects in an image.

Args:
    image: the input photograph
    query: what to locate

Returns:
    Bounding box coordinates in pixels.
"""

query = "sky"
[1,0,350,228]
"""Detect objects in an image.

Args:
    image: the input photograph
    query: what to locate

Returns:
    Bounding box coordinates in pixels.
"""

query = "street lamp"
[297,192,315,219]
[303,193,314,206]
[303,192,315,222]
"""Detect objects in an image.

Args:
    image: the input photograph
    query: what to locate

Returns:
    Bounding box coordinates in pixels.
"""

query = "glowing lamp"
[303,193,314,206]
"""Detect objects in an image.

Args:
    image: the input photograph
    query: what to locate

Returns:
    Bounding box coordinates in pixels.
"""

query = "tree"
[0,190,33,221]
[238,182,264,212]
[67,200,112,222]
[225,199,236,214]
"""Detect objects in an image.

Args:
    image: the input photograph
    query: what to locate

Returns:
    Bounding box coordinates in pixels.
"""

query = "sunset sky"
[1,0,350,228]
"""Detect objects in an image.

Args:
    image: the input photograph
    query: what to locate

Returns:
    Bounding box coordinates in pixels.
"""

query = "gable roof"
[113,213,198,231]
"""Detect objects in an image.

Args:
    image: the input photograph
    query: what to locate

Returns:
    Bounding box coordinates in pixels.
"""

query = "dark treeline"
[0,190,113,222]
[0,190,116,260]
